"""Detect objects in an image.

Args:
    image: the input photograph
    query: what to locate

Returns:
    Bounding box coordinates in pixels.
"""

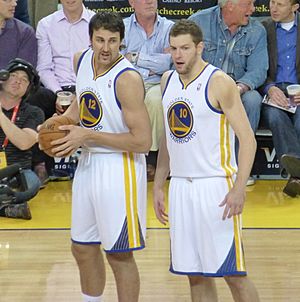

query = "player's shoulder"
[119,67,142,80]
[161,70,174,89]
[162,70,173,83]
[74,48,91,73]
[210,69,234,87]
[116,68,144,89]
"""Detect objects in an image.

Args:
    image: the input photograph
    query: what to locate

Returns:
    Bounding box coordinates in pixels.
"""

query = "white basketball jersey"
[76,48,136,153]
[162,64,237,178]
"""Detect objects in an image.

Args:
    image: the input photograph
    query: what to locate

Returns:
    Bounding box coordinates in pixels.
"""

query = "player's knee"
[106,251,134,266]
[188,275,211,286]
[224,275,248,291]
[71,242,99,262]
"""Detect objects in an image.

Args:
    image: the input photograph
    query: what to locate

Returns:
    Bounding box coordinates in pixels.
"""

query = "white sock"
[82,293,103,302]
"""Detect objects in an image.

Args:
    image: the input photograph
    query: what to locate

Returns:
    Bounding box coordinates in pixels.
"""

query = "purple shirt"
[36,6,94,93]
[0,18,37,69]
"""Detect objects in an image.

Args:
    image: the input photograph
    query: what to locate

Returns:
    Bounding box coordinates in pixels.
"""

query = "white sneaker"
[246,176,255,186]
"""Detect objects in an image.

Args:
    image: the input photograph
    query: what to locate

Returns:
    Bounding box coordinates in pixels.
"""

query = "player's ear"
[196,41,204,55]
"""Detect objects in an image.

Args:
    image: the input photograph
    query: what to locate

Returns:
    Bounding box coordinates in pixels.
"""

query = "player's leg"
[106,251,140,302]
[224,275,260,302]
[71,153,105,300]
[72,243,106,298]
[188,275,218,302]
[99,152,147,302]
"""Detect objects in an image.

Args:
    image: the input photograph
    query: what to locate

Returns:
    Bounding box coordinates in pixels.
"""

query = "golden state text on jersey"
[167,97,196,144]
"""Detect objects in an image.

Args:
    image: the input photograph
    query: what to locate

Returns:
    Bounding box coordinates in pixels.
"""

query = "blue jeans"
[241,90,262,133]
[235,90,262,160]
[262,105,300,164]
[14,169,41,203]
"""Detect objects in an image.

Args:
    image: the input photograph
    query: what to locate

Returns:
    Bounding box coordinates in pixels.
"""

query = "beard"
[176,55,197,75]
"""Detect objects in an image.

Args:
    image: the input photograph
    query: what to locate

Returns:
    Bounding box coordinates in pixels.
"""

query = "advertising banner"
[83,0,270,20]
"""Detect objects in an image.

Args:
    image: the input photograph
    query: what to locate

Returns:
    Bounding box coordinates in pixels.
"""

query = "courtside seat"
[251,127,283,179]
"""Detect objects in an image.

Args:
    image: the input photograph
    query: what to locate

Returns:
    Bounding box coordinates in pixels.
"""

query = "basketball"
[38,115,76,157]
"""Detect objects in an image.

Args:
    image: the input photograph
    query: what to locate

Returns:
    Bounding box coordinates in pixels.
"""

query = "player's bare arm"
[208,71,257,219]
[152,71,172,225]
[53,69,152,156]
[153,133,169,225]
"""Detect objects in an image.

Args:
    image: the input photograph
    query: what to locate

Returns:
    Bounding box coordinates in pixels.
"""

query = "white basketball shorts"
[169,176,246,276]
[71,151,147,252]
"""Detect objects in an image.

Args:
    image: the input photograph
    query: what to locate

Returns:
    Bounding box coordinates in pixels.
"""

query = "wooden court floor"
[1,180,300,301]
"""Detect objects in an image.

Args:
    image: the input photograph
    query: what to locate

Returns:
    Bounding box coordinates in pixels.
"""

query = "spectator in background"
[0,0,54,186]
[30,0,59,28]
[0,0,36,68]
[0,58,44,220]
[15,0,30,25]
[122,0,174,181]
[260,0,300,197]
[36,0,94,114]
[189,0,268,185]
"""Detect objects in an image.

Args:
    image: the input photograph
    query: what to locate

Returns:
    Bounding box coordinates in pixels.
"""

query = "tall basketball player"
[47,12,151,302]
[153,20,260,302]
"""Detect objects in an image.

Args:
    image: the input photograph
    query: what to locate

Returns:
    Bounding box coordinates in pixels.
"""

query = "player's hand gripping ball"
[38,115,76,157]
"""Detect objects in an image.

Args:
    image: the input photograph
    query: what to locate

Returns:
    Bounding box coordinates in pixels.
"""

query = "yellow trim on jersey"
[220,115,236,181]
[123,152,140,248]
[225,178,245,272]
[180,62,208,89]
[129,153,140,247]
[221,116,245,271]
[92,54,124,80]
[233,215,246,271]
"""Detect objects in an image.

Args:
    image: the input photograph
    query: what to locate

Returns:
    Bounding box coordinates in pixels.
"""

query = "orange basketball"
[38,115,76,157]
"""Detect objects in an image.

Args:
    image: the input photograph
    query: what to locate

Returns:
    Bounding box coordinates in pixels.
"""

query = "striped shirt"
[0,101,44,169]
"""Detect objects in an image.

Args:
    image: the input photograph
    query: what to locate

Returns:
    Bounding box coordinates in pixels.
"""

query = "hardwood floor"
[1,229,299,301]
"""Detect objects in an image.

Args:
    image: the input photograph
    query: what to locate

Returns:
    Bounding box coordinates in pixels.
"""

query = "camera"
[0,69,10,81]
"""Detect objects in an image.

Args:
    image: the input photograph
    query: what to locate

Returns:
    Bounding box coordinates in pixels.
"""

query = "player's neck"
[94,55,121,75]
[179,59,207,83]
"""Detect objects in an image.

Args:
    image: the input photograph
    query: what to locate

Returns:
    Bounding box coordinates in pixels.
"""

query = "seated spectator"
[0,58,44,219]
[15,0,30,25]
[260,0,300,197]
[36,0,94,114]
[0,0,37,68]
[188,0,268,185]
[122,0,173,181]
[30,0,59,28]
[0,0,58,183]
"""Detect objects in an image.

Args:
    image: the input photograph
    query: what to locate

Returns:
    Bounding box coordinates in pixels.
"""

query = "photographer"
[0,58,44,220]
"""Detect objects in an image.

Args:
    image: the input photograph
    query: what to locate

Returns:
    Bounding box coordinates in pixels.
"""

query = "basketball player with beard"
[45,12,151,302]
[153,20,260,302]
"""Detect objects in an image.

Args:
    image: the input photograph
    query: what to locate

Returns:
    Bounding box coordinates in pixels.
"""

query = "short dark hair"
[89,12,125,41]
[291,0,299,5]
[169,19,203,46]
